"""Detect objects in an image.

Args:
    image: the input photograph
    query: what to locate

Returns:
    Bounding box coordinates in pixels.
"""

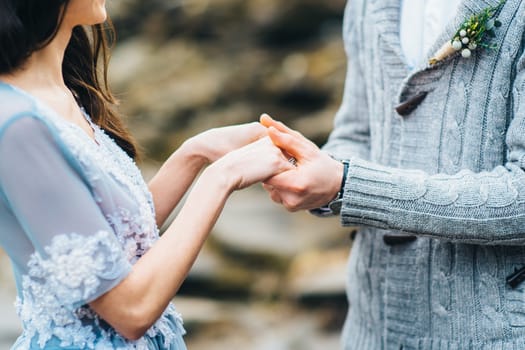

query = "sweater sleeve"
[322,0,370,161]
[340,49,525,245]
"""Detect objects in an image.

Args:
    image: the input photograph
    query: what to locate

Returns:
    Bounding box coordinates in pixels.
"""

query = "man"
[261,0,525,348]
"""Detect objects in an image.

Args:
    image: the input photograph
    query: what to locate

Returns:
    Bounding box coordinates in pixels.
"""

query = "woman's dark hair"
[0,0,138,159]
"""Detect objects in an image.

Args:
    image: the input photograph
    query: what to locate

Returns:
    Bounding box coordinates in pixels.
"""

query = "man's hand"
[260,114,344,211]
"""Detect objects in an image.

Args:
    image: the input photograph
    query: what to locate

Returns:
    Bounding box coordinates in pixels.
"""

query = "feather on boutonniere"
[429,0,506,65]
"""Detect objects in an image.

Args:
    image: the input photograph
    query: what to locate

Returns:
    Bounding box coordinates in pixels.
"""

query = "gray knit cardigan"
[323,0,525,349]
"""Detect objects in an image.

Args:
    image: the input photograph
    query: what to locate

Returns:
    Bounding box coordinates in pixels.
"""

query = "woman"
[0,0,292,348]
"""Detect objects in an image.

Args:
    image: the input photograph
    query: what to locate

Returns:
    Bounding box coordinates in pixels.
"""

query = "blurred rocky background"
[0,0,355,349]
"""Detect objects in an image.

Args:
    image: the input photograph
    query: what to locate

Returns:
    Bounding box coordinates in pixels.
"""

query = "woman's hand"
[183,122,268,165]
[151,122,268,227]
[207,137,295,192]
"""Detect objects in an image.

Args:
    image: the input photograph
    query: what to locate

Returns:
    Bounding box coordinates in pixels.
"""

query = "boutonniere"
[429,1,505,65]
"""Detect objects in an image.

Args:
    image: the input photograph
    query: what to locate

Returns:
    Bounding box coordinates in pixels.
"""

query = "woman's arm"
[90,137,292,340]
[149,122,267,226]
[0,115,289,341]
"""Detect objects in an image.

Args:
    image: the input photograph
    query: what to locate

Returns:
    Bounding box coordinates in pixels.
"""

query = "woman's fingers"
[245,121,270,141]
[231,137,295,189]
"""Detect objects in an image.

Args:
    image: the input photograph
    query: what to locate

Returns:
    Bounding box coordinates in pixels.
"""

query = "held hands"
[181,115,344,204]
[260,114,344,211]
[209,137,296,192]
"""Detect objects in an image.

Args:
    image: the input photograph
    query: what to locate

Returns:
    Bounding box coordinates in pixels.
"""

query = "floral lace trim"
[15,231,185,349]
[34,103,158,262]
[90,120,156,216]
[16,231,130,348]
[106,207,157,264]
[90,131,158,261]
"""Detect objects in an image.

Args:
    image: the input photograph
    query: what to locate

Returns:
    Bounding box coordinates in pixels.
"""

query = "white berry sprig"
[429,0,505,65]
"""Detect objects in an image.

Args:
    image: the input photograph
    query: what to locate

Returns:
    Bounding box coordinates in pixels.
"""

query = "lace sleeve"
[0,115,132,309]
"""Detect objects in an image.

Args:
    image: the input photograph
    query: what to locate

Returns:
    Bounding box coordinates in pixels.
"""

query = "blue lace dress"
[0,82,187,349]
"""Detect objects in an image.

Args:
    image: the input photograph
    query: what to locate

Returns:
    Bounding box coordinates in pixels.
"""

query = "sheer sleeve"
[0,115,132,309]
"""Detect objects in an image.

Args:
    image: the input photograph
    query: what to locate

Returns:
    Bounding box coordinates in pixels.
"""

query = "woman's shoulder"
[0,82,44,128]
[0,83,66,157]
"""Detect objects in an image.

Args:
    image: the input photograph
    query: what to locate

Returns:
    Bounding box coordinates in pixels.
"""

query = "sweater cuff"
[340,157,398,229]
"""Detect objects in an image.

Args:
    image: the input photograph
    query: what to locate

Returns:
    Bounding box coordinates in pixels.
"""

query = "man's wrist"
[334,160,349,201]
[310,159,349,217]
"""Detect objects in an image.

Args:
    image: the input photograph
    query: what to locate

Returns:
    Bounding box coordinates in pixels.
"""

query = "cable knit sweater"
[323,0,525,349]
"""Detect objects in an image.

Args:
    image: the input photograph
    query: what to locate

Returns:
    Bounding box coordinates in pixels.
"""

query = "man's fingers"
[269,189,283,204]
[268,126,313,161]
[260,114,296,134]
[260,113,281,129]
[262,183,283,203]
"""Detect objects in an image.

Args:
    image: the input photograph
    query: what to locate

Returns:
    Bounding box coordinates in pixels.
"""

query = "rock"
[285,248,350,299]
[178,245,257,299]
[212,188,348,260]
[253,0,345,48]
[173,296,239,334]
[176,297,342,350]
[0,250,21,348]
[284,248,351,331]
[176,186,350,302]
[106,0,346,161]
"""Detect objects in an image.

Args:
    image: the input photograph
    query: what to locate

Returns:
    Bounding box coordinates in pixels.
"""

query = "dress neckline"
[0,81,101,147]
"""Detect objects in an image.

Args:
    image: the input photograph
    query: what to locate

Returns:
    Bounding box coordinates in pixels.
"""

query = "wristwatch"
[309,160,349,217]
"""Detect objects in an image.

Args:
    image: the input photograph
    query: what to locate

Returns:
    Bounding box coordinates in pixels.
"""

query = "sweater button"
[395,91,428,116]
[506,266,525,289]
[383,234,417,246]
